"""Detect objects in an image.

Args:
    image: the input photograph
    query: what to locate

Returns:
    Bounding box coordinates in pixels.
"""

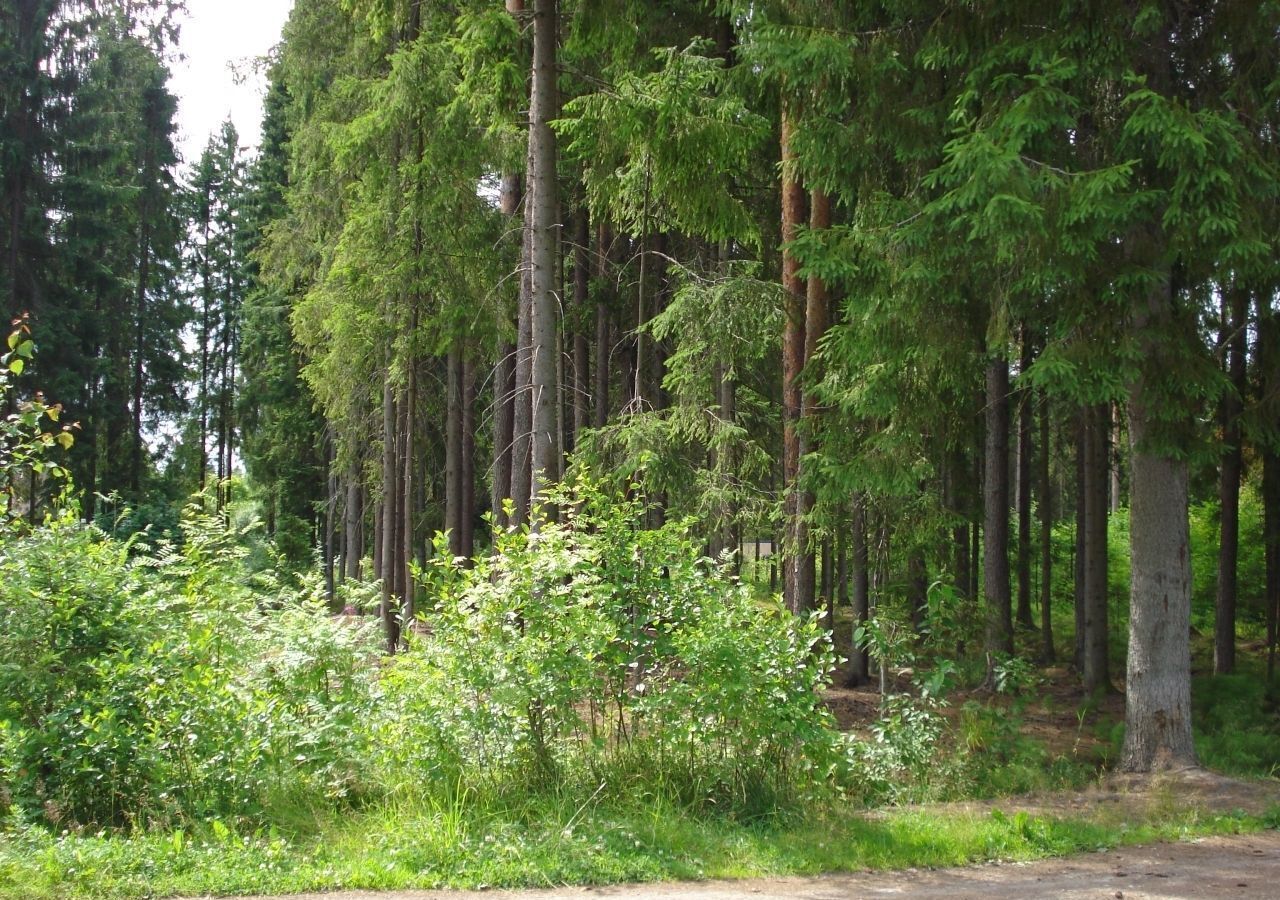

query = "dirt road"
[236,830,1280,900]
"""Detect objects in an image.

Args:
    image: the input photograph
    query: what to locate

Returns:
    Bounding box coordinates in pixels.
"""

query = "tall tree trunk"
[380,370,400,653]
[1015,332,1034,628]
[492,338,515,529]
[1121,267,1196,772]
[401,356,415,628]
[445,342,464,556]
[130,208,151,495]
[780,101,808,614]
[845,496,870,687]
[948,449,971,607]
[788,187,830,615]
[984,354,1013,658]
[1074,415,1087,670]
[492,153,521,529]
[344,457,362,581]
[1082,403,1110,693]
[511,219,533,525]
[572,202,590,449]
[1260,292,1280,682]
[324,438,337,603]
[462,355,477,558]
[1214,287,1248,675]
[593,223,611,428]
[527,0,559,517]
[1110,403,1123,512]
[908,548,927,635]
[1039,392,1055,662]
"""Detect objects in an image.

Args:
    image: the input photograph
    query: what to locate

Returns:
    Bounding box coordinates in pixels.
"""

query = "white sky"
[168,0,295,165]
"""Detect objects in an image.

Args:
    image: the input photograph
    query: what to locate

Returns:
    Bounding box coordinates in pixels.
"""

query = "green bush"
[0,504,381,829]
[374,476,840,816]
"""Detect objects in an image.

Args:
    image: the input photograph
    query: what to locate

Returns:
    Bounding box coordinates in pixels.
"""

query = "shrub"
[0,503,381,829]
[373,476,840,816]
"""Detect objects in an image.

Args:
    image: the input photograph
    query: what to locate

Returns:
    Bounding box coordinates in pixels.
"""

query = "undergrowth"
[0,791,1270,899]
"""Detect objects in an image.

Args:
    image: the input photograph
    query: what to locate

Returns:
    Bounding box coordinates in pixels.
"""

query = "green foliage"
[1192,674,1280,779]
[0,504,380,829]
[0,319,76,519]
[377,475,840,816]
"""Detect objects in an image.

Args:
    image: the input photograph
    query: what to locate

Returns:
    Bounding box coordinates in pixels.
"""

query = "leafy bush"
[0,504,381,829]
[374,476,840,816]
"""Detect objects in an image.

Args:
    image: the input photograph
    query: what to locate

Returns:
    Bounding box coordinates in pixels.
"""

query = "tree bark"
[401,355,415,627]
[791,187,830,615]
[1110,403,1123,512]
[1082,402,1110,693]
[572,202,590,450]
[1214,287,1248,675]
[527,0,559,518]
[1121,268,1196,772]
[511,215,533,525]
[380,368,400,653]
[780,101,808,614]
[984,354,1013,658]
[461,355,477,559]
[446,342,464,556]
[1039,392,1055,662]
[594,223,611,428]
[1260,292,1280,682]
[1015,333,1034,629]
[845,496,871,687]
[344,456,362,581]
[1074,415,1087,670]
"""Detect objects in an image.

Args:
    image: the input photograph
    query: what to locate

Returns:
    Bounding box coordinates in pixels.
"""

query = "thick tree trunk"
[1039,392,1055,662]
[780,102,808,614]
[527,0,559,517]
[1082,403,1110,693]
[1214,288,1248,675]
[984,354,1013,657]
[1121,269,1196,772]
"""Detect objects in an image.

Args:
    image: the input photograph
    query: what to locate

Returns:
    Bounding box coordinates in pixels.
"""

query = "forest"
[1,0,1279,897]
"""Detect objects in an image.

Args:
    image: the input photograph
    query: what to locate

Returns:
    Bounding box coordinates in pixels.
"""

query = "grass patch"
[1,793,1271,899]
[1192,672,1280,778]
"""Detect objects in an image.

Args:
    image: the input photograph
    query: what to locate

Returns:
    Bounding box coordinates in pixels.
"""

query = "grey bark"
[527,0,559,518]
[1120,268,1196,772]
